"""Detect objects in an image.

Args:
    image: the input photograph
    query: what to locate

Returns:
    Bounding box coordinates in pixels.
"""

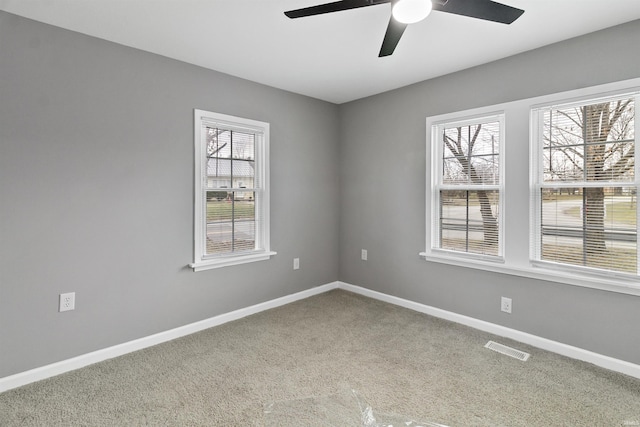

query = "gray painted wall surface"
[338,20,640,364]
[0,12,340,377]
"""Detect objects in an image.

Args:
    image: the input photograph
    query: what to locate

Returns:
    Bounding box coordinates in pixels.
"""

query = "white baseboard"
[338,281,640,380]
[2,279,638,393]
[0,282,339,393]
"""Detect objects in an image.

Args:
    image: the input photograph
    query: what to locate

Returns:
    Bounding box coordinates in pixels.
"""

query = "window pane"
[232,132,255,160]
[543,98,635,183]
[205,191,256,255]
[442,121,500,185]
[206,128,256,189]
[230,191,256,252]
[440,190,499,256]
[206,158,231,190]
[207,127,232,160]
[232,159,255,188]
[540,187,637,273]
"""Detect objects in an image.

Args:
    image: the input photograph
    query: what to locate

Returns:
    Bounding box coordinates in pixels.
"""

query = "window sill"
[190,251,277,272]
[419,251,640,297]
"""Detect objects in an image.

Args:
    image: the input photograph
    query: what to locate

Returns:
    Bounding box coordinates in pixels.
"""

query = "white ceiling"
[2,0,640,104]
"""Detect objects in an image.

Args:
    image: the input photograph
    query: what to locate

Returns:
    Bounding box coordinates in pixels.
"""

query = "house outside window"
[430,114,505,260]
[190,109,275,271]
[531,93,637,277]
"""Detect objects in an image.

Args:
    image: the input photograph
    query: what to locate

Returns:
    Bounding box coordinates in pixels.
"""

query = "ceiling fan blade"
[378,17,408,57]
[285,0,390,19]
[433,0,524,24]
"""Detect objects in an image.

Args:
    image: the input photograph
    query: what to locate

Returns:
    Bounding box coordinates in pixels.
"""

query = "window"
[531,93,637,277]
[190,110,275,271]
[422,78,640,296]
[431,114,504,260]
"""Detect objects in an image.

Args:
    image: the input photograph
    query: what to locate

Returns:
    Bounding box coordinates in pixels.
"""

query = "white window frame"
[530,91,639,281]
[190,109,276,271]
[428,112,506,263]
[420,78,640,296]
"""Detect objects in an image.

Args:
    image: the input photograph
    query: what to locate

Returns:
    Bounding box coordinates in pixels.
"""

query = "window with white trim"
[422,78,640,296]
[531,93,637,277]
[431,114,504,260]
[190,109,275,271]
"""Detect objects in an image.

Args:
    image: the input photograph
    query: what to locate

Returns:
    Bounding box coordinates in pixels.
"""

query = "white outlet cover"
[293,258,300,270]
[59,292,75,312]
[361,249,368,261]
[501,297,512,314]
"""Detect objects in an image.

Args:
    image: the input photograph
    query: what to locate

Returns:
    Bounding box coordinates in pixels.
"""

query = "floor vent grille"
[485,341,530,361]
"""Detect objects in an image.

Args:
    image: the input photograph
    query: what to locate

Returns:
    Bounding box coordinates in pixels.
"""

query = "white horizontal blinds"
[204,124,260,256]
[437,118,501,256]
[537,94,637,274]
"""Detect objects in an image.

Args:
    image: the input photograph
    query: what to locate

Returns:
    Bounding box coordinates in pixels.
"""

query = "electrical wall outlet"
[293,257,300,270]
[59,292,76,312]
[501,297,512,314]
[361,249,368,261]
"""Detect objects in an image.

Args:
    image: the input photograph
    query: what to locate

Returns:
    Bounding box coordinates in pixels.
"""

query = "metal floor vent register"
[485,341,530,361]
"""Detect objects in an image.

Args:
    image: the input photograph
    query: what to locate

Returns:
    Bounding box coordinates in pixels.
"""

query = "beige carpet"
[1,289,639,426]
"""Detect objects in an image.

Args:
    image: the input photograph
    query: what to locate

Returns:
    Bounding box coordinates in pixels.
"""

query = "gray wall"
[338,20,640,364]
[0,12,340,377]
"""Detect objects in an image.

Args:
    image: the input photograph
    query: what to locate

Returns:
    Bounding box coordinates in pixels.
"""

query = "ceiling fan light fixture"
[392,0,433,24]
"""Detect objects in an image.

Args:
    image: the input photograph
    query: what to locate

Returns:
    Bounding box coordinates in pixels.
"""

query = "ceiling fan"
[284,0,524,57]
